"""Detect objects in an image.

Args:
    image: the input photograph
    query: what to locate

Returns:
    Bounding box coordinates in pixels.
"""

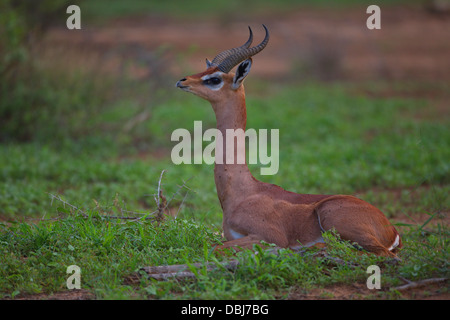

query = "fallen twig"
[163,177,194,213]
[139,260,240,280]
[47,193,158,221]
[155,169,166,221]
[392,277,447,291]
[45,170,193,222]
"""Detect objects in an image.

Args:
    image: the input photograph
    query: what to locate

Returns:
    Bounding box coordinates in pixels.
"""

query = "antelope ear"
[232,58,252,90]
[206,58,212,68]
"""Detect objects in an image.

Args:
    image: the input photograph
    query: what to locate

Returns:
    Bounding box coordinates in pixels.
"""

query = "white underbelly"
[289,236,325,250]
[229,228,246,240]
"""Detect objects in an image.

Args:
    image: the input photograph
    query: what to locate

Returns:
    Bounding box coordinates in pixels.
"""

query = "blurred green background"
[0,0,448,224]
[0,0,449,301]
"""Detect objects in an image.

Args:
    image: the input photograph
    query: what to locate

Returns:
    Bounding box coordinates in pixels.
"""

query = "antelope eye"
[203,77,222,86]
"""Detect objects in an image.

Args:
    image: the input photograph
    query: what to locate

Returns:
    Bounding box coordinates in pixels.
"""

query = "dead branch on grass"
[392,277,448,291]
[135,243,404,282]
[139,260,240,281]
[45,169,192,223]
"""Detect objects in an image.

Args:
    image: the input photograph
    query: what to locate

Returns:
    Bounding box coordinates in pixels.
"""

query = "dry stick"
[392,277,448,292]
[154,175,194,219]
[139,245,404,281]
[155,169,165,214]
[154,170,192,220]
[46,171,192,222]
[47,193,158,221]
[163,177,195,212]
[174,190,189,218]
[146,272,198,281]
[139,246,313,281]
[140,260,240,280]
[48,192,87,216]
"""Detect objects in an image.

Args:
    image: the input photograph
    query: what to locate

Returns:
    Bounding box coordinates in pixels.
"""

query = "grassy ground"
[0,1,448,300]
[1,79,448,299]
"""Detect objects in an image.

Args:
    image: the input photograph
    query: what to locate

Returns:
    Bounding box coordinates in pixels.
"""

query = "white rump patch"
[388,234,400,251]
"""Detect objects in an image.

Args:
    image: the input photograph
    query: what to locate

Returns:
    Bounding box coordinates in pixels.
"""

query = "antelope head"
[176,25,270,102]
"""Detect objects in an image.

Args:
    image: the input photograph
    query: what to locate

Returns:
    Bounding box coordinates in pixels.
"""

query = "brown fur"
[189,66,220,79]
[177,67,402,258]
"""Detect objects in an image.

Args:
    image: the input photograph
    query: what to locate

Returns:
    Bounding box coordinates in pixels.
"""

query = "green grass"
[77,0,422,22]
[0,215,221,299]
[1,214,447,299]
[0,80,448,299]
[1,82,448,220]
[1,0,448,301]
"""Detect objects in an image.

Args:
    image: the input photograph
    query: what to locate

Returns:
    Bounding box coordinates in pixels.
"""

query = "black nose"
[176,78,187,88]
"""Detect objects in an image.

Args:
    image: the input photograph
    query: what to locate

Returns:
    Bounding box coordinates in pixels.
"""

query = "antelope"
[175,25,402,257]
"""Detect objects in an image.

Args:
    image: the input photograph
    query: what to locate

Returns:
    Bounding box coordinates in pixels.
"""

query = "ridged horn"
[210,26,253,67]
[210,25,269,73]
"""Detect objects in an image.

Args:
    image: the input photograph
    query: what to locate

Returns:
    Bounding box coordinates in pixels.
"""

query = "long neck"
[211,89,259,211]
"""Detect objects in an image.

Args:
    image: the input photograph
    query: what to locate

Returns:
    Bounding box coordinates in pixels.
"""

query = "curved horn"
[212,24,269,73]
[210,26,253,66]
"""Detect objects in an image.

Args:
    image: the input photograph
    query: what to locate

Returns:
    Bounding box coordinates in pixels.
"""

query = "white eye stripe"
[202,72,224,90]
[201,72,223,80]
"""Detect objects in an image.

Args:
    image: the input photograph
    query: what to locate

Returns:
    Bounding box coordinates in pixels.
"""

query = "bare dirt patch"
[6,289,95,300]
[44,6,450,83]
[288,281,449,300]
[41,5,449,129]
